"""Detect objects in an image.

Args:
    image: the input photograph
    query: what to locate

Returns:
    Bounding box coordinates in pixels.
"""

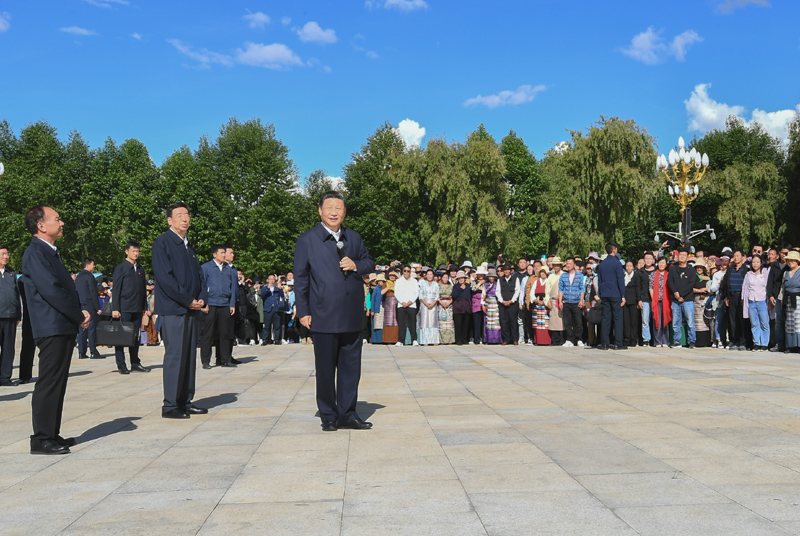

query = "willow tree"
[539,116,660,257]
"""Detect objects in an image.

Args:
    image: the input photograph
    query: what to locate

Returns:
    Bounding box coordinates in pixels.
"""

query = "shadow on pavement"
[232,356,258,364]
[0,391,31,402]
[69,370,92,378]
[357,401,386,420]
[77,416,142,442]
[193,392,238,409]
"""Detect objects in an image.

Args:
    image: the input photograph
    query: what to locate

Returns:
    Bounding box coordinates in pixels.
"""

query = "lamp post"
[653,137,715,248]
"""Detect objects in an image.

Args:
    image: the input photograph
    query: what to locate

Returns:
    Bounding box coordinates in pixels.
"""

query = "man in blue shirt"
[200,245,237,369]
[596,243,627,350]
[558,257,585,347]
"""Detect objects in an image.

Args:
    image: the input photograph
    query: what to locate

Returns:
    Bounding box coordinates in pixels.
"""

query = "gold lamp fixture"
[656,137,709,214]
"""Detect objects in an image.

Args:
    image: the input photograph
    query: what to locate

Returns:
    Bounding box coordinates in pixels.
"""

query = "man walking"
[200,245,236,369]
[75,257,103,359]
[22,206,91,454]
[294,191,375,432]
[151,202,208,419]
[558,257,585,347]
[0,245,21,386]
[597,243,627,350]
[667,249,698,348]
[111,241,151,374]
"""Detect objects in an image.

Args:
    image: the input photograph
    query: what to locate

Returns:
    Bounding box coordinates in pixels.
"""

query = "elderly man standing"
[151,202,208,419]
[0,245,21,387]
[596,243,627,350]
[22,206,91,454]
[294,191,375,432]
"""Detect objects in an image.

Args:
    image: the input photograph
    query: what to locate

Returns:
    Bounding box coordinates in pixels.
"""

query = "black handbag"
[96,318,138,347]
[587,304,603,325]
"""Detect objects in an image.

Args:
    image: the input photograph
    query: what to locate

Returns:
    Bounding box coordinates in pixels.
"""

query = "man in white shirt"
[497,262,520,345]
[393,264,419,346]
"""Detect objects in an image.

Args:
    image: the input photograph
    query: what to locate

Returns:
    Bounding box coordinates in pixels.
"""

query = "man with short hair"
[75,257,103,359]
[394,264,420,347]
[22,206,91,454]
[558,257,585,347]
[638,251,657,347]
[200,245,237,369]
[498,262,520,345]
[668,249,698,348]
[596,243,627,350]
[260,274,283,345]
[0,245,21,386]
[152,202,209,419]
[767,247,788,351]
[111,241,150,374]
[721,250,750,351]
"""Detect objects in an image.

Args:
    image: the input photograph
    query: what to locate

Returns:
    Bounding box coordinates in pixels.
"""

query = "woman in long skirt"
[783,252,800,352]
[531,267,551,346]
[482,269,502,344]
[382,272,400,344]
[693,261,712,347]
[438,272,455,344]
[418,268,440,345]
[652,257,672,347]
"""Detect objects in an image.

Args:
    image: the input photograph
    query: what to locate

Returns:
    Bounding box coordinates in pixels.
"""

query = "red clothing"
[653,269,672,329]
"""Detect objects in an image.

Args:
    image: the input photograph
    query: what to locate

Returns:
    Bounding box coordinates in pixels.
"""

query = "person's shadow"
[76,416,141,442]
[192,393,238,409]
[0,391,30,403]
[69,370,92,378]
[356,401,386,421]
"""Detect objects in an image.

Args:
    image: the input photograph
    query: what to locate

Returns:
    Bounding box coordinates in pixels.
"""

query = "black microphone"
[336,241,348,279]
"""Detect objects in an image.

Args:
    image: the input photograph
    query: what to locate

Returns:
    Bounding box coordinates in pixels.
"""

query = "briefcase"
[96,318,138,347]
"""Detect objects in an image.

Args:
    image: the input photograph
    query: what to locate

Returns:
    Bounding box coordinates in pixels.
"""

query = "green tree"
[501,130,545,258]
[781,112,800,240]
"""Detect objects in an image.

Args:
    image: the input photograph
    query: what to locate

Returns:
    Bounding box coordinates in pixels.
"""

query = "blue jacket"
[111,260,146,313]
[152,230,208,316]
[21,238,87,338]
[293,223,374,333]
[261,284,283,313]
[75,269,100,313]
[201,261,237,307]
[596,254,626,299]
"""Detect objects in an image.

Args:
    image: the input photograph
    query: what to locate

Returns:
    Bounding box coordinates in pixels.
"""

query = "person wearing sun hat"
[781,250,800,353]
[543,257,565,345]
[481,268,502,344]
[369,273,386,344]
[471,264,487,343]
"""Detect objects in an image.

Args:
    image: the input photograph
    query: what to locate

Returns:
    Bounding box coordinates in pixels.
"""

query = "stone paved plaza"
[3,339,800,535]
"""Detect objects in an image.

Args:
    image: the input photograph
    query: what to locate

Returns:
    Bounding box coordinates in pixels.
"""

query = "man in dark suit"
[21,205,91,454]
[200,244,236,369]
[151,202,208,419]
[111,241,150,374]
[0,245,21,386]
[294,191,375,432]
[75,257,103,359]
[260,274,282,345]
[596,242,627,350]
[17,278,36,384]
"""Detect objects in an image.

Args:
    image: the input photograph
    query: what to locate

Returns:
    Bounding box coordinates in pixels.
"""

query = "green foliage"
[783,113,800,239]
[692,116,785,171]
[501,130,546,257]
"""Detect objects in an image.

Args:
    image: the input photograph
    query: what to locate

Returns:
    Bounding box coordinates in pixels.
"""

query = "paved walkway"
[2,341,800,535]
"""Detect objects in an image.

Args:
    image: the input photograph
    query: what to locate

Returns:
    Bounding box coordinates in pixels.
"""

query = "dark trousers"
[520,307,533,343]
[623,303,640,346]
[201,306,232,365]
[498,303,519,343]
[0,318,16,381]
[77,311,99,356]
[562,303,582,345]
[161,313,200,411]
[454,313,471,344]
[472,311,484,343]
[601,297,624,347]
[114,312,143,368]
[397,307,417,343]
[312,331,362,425]
[31,334,74,441]
[727,292,746,347]
[262,309,281,343]
[550,331,564,346]
[19,311,35,382]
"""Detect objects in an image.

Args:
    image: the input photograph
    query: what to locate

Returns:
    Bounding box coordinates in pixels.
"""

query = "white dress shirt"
[394,276,419,308]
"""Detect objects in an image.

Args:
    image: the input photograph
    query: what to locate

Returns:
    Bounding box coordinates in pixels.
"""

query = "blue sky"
[1,0,797,182]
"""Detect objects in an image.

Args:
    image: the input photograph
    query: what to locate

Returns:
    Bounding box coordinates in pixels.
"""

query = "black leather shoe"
[19,378,31,384]
[162,409,190,419]
[90,353,105,359]
[343,418,373,430]
[131,364,150,373]
[615,345,628,350]
[597,344,609,351]
[56,436,77,447]
[220,362,238,368]
[202,363,212,370]
[182,404,209,415]
[118,367,130,375]
[31,439,70,455]
[0,379,17,386]
[260,341,269,346]
[231,358,242,365]
[321,421,338,432]
[78,353,88,359]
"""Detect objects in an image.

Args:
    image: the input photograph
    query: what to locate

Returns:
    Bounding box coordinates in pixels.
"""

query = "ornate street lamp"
[653,137,715,248]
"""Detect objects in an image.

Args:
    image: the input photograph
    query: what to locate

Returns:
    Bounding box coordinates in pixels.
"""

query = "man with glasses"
[152,202,208,419]
[394,264,420,347]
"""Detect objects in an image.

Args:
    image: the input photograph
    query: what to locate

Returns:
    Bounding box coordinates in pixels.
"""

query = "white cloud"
[244,11,270,29]
[235,42,304,69]
[281,17,291,26]
[621,27,702,64]
[0,12,10,33]
[464,84,546,109]
[60,26,98,36]
[323,65,332,73]
[167,38,234,67]
[365,50,379,59]
[81,0,128,7]
[670,30,702,62]
[685,83,799,143]
[395,119,426,148]
[131,32,142,40]
[717,0,770,14]
[366,0,429,11]
[296,21,337,44]
[326,176,344,189]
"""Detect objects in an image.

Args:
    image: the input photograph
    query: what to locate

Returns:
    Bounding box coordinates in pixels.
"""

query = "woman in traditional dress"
[370,273,387,343]
[652,257,672,347]
[482,268,502,344]
[452,270,472,345]
[381,271,399,344]
[545,257,564,345]
[471,266,487,344]
[418,268,440,345]
[530,267,551,346]
[438,271,455,344]
[782,251,800,353]
[692,260,713,347]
